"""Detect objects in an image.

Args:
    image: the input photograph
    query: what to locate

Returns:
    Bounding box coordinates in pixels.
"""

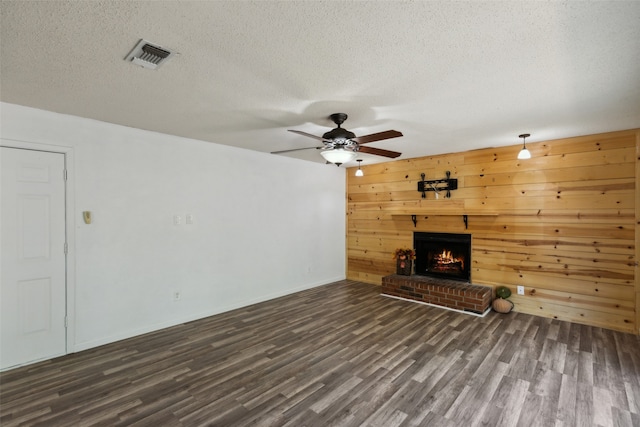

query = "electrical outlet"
[173,291,181,301]
[517,285,524,295]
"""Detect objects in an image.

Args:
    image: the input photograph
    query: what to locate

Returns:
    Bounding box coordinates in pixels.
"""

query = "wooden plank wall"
[346,129,639,335]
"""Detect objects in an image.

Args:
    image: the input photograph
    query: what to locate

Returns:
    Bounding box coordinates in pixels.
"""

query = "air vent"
[124,39,176,70]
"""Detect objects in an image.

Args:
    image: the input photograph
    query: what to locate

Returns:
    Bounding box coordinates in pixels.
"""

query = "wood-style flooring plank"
[1,280,639,426]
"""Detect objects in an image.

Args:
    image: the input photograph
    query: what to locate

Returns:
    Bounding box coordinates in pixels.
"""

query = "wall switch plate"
[173,215,182,225]
[517,285,525,295]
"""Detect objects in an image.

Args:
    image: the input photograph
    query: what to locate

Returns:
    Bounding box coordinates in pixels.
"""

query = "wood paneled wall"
[346,129,640,335]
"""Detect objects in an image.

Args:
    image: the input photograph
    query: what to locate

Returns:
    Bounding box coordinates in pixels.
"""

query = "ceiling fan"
[271,113,403,166]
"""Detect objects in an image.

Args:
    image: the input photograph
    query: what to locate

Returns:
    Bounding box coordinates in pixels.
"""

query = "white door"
[1,147,67,370]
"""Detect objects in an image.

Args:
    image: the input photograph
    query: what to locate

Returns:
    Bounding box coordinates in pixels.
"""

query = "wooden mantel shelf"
[389,210,498,217]
[378,201,498,228]
[382,201,497,217]
[389,210,498,228]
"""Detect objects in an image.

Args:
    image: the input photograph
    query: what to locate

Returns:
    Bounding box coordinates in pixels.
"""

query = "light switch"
[186,214,193,225]
[173,215,182,225]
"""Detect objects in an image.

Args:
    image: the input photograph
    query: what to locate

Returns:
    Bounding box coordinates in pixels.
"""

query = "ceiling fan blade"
[288,129,327,141]
[358,146,402,158]
[271,146,322,154]
[352,130,403,145]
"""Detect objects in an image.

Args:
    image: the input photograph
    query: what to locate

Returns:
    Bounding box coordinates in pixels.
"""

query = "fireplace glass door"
[414,232,471,282]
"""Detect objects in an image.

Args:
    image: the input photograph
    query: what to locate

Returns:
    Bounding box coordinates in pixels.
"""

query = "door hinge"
[64,316,68,328]
[64,242,68,254]
[63,169,68,181]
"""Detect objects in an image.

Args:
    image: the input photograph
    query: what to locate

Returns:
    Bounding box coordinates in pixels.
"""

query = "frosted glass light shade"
[517,147,531,159]
[355,168,364,177]
[320,148,357,164]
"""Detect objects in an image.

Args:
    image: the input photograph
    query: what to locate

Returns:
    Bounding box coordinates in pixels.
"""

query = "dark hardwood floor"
[1,280,639,426]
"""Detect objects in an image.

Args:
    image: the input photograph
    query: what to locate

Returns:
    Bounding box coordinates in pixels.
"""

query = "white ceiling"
[2,1,639,166]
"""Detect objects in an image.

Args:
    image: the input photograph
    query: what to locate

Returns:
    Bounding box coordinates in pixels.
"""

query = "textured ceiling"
[1,1,639,166]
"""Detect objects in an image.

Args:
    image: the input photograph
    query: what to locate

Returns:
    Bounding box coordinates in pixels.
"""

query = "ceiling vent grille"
[124,39,176,70]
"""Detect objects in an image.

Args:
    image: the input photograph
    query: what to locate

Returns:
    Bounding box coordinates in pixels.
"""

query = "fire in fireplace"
[414,232,471,282]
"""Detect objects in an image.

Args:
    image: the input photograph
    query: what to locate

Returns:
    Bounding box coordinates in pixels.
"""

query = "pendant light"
[517,133,531,159]
[355,159,364,176]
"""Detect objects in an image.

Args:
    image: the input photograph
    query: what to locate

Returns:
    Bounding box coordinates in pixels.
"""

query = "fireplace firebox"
[414,232,471,282]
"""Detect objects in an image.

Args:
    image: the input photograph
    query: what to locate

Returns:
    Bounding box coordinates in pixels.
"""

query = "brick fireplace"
[382,232,492,315]
[381,275,492,315]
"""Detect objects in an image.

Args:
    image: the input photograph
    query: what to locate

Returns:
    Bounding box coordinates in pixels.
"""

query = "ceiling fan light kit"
[320,147,358,165]
[273,113,403,166]
[517,133,532,159]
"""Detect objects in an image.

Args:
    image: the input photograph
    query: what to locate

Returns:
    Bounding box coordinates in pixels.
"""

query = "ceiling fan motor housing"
[323,113,356,141]
[329,113,348,125]
[323,127,356,141]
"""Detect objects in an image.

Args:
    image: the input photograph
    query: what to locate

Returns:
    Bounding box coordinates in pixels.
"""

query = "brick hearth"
[381,274,492,315]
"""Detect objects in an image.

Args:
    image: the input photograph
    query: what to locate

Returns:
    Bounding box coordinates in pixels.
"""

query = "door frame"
[1,138,76,357]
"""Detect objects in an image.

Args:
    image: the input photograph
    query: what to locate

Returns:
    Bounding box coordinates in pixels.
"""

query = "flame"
[435,250,464,269]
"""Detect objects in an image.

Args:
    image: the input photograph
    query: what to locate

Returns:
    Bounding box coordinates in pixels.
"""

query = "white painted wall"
[1,102,346,352]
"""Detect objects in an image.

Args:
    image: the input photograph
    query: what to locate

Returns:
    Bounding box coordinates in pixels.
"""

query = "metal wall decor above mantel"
[418,171,458,198]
